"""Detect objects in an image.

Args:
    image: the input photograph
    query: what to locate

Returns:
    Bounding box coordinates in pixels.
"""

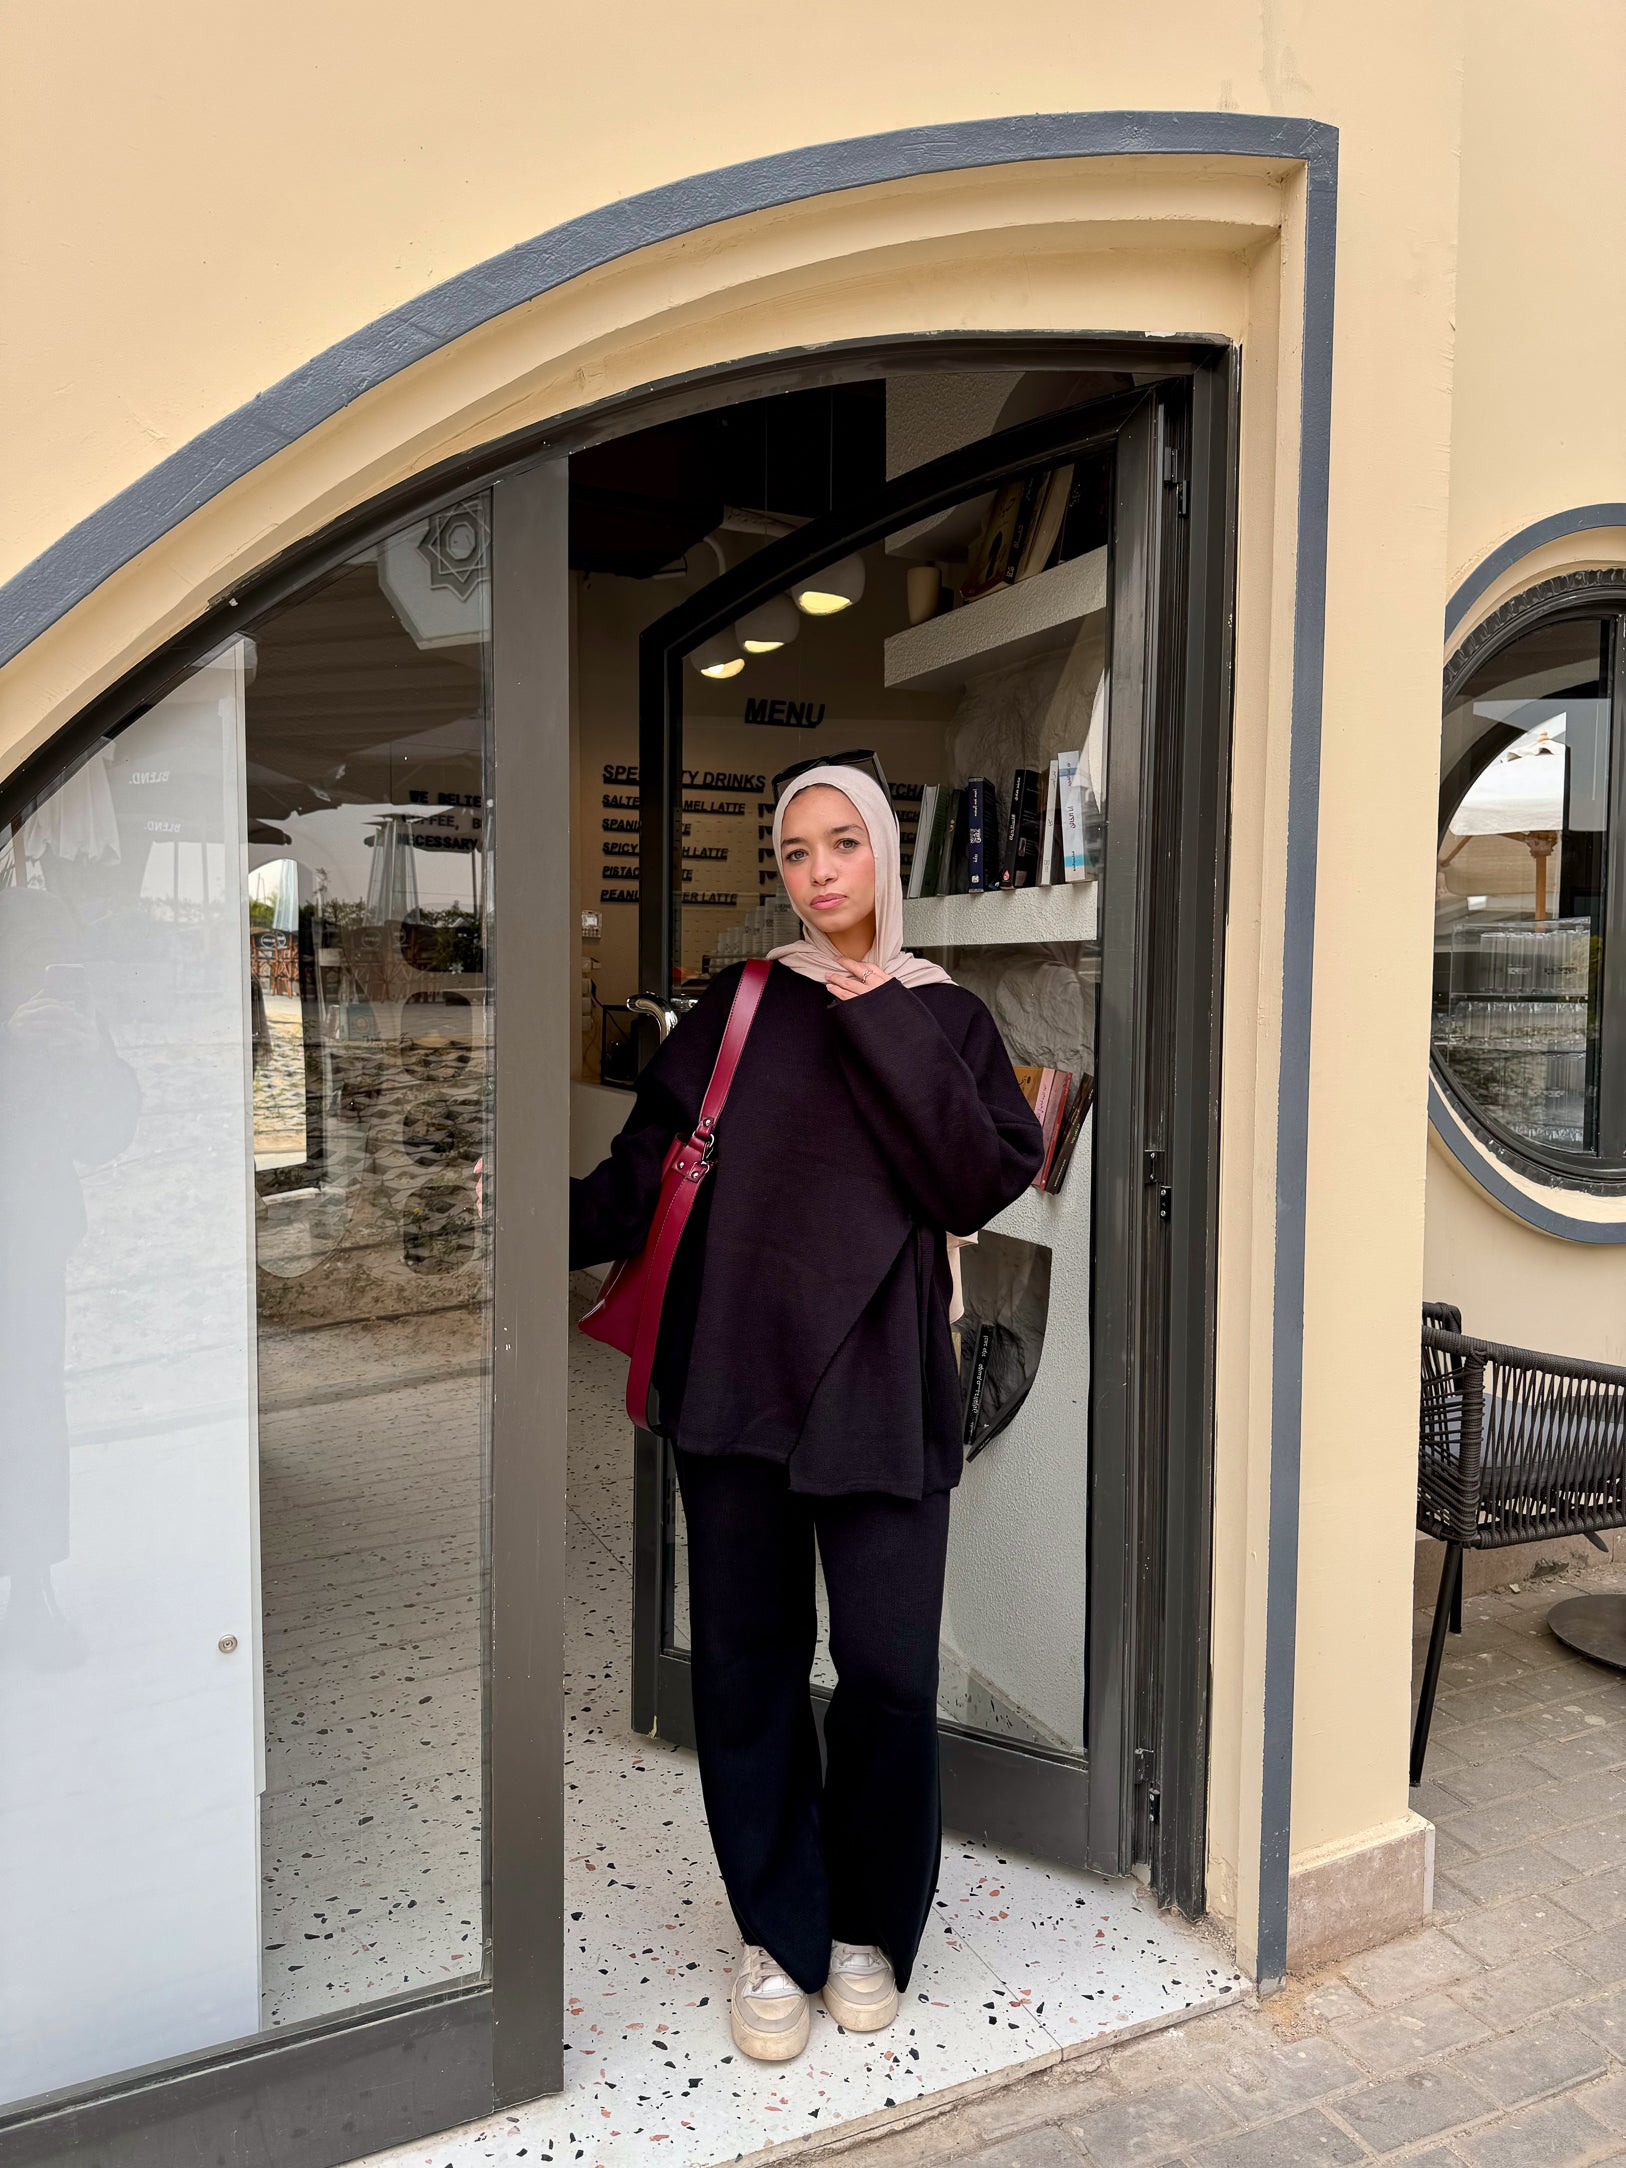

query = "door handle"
[628,993,679,1041]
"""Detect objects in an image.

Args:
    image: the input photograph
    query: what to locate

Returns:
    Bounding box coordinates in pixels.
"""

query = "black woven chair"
[1412,1302,1626,1783]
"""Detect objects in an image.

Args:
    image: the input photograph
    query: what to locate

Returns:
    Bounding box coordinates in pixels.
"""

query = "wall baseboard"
[1415,1530,1621,1606]
[1284,1813,1434,1974]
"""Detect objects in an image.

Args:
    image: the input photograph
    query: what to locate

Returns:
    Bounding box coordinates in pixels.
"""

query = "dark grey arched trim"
[1430,1080,1626,1244]
[0,107,1340,1992]
[1445,505,1626,645]
[0,109,1333,671]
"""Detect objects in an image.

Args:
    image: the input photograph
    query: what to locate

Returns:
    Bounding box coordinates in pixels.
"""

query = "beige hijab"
[767,764,978,1313]
[767,765,953,989]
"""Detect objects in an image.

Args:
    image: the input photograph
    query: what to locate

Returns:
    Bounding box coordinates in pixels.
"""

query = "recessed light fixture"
[736,595,801,653]
[691,631,745,679]
[791,554,866,616]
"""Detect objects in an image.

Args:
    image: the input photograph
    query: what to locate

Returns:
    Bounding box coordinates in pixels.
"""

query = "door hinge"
[1160,446,1190,515]
[1144,1151,1172,1222]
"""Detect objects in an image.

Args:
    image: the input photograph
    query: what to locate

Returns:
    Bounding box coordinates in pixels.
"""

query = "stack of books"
[902,764,1101,898]
[959,462,1077,602]
[1012,1065,1094,1194]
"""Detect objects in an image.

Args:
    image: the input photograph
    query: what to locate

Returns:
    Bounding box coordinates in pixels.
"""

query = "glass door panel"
[635,388,1167,1870]
[1,503,498,2111]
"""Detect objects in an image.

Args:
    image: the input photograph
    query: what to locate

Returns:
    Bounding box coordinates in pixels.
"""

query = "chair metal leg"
[1450,1554,1463,1634]
[1411,1543,1463,1787]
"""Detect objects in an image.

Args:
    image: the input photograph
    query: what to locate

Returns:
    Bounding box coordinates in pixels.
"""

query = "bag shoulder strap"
[692,956,771,1144]
[622,957,771,1427]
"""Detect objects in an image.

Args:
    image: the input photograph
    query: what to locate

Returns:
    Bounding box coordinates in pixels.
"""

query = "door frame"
[626,357,1235,1907]
[0,332,1233,2168]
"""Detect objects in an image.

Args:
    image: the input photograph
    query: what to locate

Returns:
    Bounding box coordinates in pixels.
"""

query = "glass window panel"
[2,649,263,2101]
[660,445,1112,1759]
[1435,615,1609,1157]
[0,497,494,2111]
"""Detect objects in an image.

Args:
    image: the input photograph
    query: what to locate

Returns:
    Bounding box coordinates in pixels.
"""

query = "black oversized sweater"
[569,960,1045,1498]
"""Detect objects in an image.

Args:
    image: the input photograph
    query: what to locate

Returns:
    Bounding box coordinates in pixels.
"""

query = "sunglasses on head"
[771,750,892,802]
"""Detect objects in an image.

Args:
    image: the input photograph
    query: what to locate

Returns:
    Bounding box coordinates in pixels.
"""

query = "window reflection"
[1435,616,1608,1156]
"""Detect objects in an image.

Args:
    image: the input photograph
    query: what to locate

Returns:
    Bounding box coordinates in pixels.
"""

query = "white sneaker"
[823,1940,899,2032]
[729,1944,811,2061]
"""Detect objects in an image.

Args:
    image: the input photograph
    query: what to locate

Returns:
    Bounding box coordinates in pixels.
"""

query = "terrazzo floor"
[337,1299,1243,2168]
[258,1341,486,2023]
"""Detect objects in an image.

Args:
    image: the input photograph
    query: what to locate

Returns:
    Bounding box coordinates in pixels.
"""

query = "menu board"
[598,763,925,979]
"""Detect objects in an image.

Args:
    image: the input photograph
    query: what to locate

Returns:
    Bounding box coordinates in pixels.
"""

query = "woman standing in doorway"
[569,764,1043,2062]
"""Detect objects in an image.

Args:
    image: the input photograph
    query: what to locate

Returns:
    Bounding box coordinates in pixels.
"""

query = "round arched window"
[1434,572,1626,1184]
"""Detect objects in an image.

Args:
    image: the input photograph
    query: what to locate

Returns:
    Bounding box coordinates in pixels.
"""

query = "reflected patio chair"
[1412,1302,1626,1782]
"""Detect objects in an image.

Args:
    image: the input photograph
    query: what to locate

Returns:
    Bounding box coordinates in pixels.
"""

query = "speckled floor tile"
[931,1845,1245,2046]
[258,1347,485,2027]
[342,1308,1236,2168]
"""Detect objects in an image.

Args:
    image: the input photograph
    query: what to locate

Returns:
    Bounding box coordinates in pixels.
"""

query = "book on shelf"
[1013,462,1073,584]
[899,802,920,893]
[1043,1072,1094,1193]
[1038,756,1063,886]
[941,787,967,895]
[960,1320,995,1445]
[961,470,1048,603]
[1033,1067,1071,1188]
[907,784,938,898]
[999,767,1043,888]
[918,784,956,897]
[1056,747,1088,882]
[965,776,999,892]
[960,479,1026,602]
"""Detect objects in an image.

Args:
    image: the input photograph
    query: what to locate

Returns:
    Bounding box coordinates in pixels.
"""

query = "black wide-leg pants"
[673,1448,951,1995]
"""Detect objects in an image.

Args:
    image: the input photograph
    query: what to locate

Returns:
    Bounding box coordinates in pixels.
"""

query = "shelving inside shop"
[883,545,1107,694]
[1432,914,1595,1148]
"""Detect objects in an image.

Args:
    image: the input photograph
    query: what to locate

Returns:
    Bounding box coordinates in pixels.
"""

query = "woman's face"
[778,785,877,949]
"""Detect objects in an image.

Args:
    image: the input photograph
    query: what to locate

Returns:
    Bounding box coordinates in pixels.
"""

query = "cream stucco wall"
[1420,5,1626,1358]
[11,0,1618,1979]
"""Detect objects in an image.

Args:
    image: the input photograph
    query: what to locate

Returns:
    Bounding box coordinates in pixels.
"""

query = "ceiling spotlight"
[792,554,866,617]
[736,595,801,654]
[690,631,745,680]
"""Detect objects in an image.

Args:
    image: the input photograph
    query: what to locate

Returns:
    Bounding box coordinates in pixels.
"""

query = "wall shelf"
[903,876,1098,948]
[883,546,1107,693]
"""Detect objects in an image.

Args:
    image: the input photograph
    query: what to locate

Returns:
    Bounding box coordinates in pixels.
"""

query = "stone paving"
[817,1559,1626,2168]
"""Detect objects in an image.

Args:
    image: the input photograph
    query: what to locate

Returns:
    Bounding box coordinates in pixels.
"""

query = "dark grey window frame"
[1434,570,1626,1193]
